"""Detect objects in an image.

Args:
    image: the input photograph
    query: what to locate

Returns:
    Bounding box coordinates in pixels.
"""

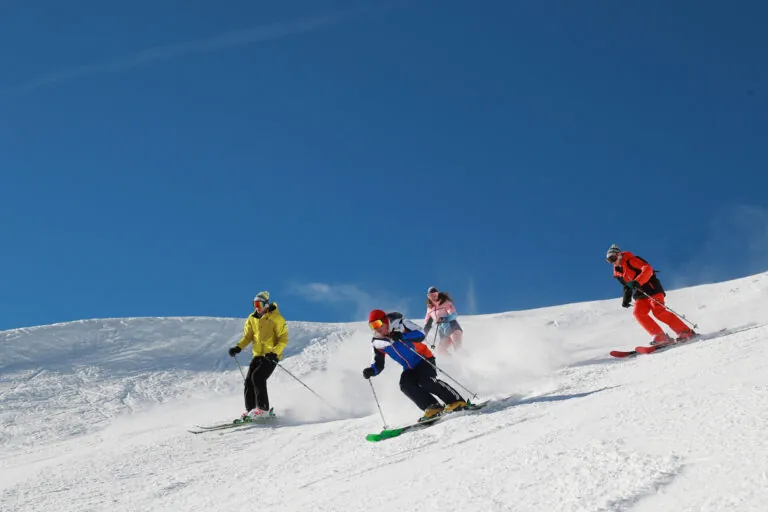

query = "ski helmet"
[427,286,438,294]
[606,244,621,262]
[368,309,388,330]
[254,291,270,308]
[368,309,387,323]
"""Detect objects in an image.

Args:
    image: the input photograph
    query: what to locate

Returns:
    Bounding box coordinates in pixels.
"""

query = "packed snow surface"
[2,273,768,511]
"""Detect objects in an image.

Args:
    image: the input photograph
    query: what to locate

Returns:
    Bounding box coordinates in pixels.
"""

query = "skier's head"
[606,244,622,264]
[253,291,271,312]
[426,286,453,306]
[368,309,389,335]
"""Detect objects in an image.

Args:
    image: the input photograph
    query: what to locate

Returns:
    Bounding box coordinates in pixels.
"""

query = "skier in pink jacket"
[423,286,464,356]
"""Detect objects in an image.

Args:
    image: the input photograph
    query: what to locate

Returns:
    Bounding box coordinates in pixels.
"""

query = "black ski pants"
[399,358,462,410]
[244,356,277,411]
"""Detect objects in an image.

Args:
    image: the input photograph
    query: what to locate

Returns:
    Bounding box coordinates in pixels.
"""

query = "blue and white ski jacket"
[369,312,433,374]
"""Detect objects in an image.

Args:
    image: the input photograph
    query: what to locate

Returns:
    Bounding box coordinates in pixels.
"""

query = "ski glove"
[265,352,279,364]
[362,367,376,379]
[388,331,403,341]
[625,280,639,290]
[228,346,242,357]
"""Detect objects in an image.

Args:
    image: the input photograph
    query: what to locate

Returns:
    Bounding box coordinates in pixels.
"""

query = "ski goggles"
[254,300,268,309]
[369,319,386,330]
[606,253,619,263]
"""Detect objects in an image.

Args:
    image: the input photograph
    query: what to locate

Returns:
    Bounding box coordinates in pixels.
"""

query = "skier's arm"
[402,330,425,342]
[621,285,632,306]
[401,319,426,342]
[370,348,386,375]
[272,316,289,360]
[627,256,654,285]
[614,267,632,306]
[423,316,434,335]
[236,317,255,350]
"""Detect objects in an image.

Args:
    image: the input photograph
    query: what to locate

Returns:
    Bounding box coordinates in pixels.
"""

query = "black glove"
[362,367,376,379]
[389,331,402,341]
[625,280,639,290]
[228,346,242,357]
[265,352,279,364]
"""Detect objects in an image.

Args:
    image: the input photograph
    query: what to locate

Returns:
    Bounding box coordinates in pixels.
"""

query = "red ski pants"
[633,293,688,337]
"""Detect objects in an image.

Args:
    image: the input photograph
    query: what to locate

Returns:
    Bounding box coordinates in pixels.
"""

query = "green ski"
[365,400,490,442]
[366,416,441,442]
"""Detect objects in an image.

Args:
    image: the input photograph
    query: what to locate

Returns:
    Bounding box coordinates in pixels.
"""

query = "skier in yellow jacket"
[228,291,288,420]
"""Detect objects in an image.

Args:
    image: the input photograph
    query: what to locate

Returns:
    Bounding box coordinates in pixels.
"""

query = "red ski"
[610,341,678,358]
[635,342,676,354]
[609,326,753,359]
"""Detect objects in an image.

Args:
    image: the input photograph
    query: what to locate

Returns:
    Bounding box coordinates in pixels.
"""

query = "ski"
[635,342,675,355]
[609,325,759,359]
[609,350,637,358]
[188,424,247,435]
[365,416,441,442]
[633,327,733,355]
[189,414,278,434]
[365,400,490,442]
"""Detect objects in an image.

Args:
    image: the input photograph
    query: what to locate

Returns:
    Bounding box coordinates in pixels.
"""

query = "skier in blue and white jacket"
[363,309,466,421]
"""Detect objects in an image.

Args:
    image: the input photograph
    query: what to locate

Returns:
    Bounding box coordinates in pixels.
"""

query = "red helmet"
[368,309,388,330]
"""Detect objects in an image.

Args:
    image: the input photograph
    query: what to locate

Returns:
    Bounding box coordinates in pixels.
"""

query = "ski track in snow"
[2,273,768,511]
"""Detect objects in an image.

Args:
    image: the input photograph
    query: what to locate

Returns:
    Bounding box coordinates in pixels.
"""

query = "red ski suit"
[614,252,688,338]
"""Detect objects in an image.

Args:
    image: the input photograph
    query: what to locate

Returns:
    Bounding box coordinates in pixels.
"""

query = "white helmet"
[606,244,621,262]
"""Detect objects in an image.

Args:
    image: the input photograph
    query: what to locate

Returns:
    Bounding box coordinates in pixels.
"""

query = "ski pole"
[634,288,698,329]
[276,363,339,411]
[233,355,246,380]
[428,326,439,350]
[400,341,478,399]
[369,379,389,429]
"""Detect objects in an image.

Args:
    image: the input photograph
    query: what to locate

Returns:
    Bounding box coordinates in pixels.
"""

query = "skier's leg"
[400,368,440,410]
[436,334,452,356]
[416,359,463,405]
[648,293,689,335]
[250,357,277,410]
[449,327,463,351]
[633,297,665,339]
[243,356,260,411]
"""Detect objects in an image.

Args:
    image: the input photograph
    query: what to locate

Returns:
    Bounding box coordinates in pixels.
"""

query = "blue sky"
[1,0,767,331]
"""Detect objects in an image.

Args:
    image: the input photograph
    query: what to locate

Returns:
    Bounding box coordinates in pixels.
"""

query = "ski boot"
[419,405,444,423]
[649,333,673,346]
[234,408,274,424]
[234,410,251,424]
[444,400,468,413]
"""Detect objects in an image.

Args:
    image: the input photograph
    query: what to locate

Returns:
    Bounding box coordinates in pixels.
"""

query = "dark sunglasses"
[606,254,619,263]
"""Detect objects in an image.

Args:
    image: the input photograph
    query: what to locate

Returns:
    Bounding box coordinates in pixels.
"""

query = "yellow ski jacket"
[235,303,289,359]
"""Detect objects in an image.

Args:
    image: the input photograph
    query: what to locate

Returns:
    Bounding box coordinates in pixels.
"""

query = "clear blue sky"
[2,0,767,331]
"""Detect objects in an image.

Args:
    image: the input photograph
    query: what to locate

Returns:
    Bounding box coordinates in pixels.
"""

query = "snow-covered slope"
[2,273,768,511]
